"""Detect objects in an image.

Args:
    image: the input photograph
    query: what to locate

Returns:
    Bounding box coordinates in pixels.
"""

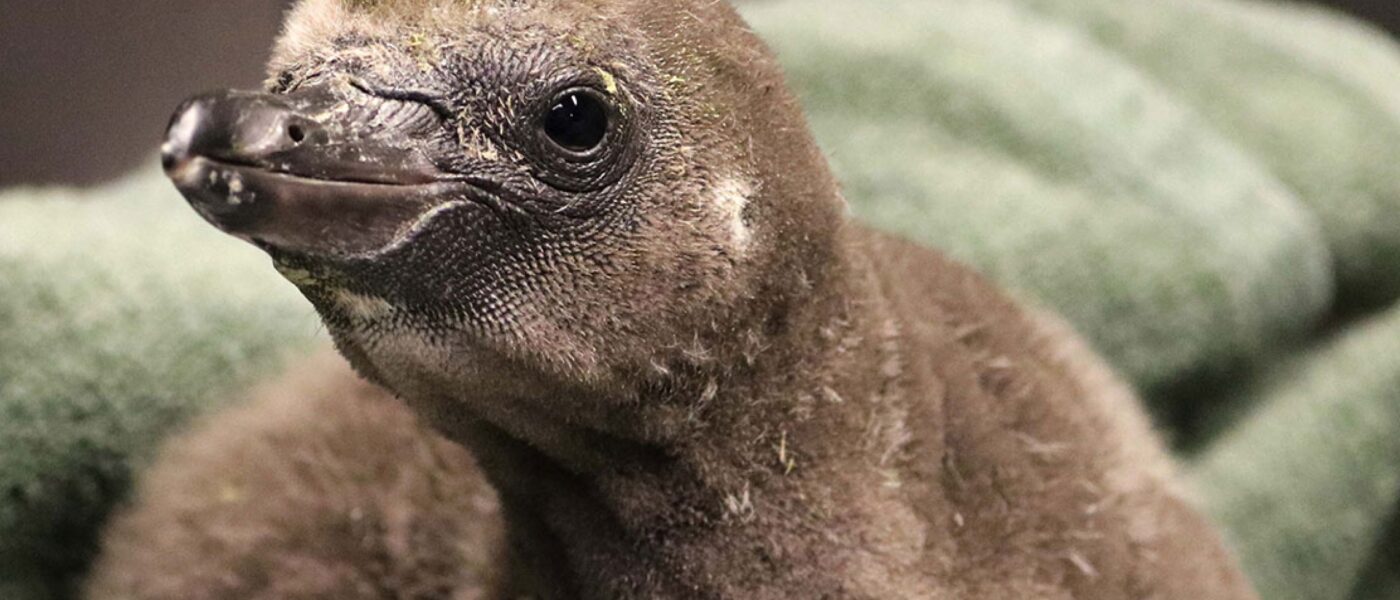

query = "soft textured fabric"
[0,0,1397,597]
[1191,305,1400,600]
[1017,0,1400,309]
[744,0,1334,391]
[1352,518,1400,600]
[0,171,321,596]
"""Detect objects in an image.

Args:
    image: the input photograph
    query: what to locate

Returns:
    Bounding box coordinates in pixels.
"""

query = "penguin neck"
[444,225,923,599]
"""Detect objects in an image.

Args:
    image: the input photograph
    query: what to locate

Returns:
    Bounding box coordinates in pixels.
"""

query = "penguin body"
[98,0,1259,597]
[86,354,504,599]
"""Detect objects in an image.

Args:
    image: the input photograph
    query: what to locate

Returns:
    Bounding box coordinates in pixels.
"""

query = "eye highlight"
[542,89,610,153]
[520,79,637,193]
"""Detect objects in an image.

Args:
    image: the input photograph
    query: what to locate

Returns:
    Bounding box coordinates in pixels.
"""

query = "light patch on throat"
[714,177,755,250]
[333,288,396,321]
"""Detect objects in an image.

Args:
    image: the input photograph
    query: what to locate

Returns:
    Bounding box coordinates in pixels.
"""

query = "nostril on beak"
[161,90,313,176]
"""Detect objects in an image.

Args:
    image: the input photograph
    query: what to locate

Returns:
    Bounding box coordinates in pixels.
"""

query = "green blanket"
[1019,0,1400,309]
[750,0,1336,391]
[0,175,320,595]
[1,0,1397,597]
[1192,304,1400,600]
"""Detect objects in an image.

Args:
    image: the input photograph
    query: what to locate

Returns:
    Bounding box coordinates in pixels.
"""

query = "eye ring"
[540,87,613,156]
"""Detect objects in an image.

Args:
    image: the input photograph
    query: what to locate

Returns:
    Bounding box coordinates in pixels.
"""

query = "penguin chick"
[84,352,505,599]
[161,0,1260,598]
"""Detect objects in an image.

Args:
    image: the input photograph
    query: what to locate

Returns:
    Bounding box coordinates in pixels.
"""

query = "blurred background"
[0,0,1396,188]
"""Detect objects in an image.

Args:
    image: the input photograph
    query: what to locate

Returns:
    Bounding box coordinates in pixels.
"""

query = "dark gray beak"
[162,85,467,257]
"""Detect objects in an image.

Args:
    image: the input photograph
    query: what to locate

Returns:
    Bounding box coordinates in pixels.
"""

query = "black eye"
[543,89,610,153]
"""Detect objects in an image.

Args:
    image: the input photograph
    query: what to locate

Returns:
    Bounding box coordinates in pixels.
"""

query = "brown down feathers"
[85,353,504,599]
[90,0,1258,598]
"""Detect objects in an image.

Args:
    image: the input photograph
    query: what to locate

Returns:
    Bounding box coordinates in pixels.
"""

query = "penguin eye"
[542,88,610,153]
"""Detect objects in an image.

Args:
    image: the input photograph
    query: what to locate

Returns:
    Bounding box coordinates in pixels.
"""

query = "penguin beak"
[162,84,473,258]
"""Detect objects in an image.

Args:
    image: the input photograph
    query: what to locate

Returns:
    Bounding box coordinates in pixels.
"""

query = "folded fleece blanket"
[0,175,321,594]
[1,0,1398,597]
[1017,0,1400,309]
[1191,304,1400,600]
[745,0,1336,393]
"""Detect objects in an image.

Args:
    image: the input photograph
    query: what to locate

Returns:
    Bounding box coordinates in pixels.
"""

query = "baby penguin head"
[163,0,844,397]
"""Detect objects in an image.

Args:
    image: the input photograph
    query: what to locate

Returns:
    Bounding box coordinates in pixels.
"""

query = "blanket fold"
[1191,305,1400,600]
[743,0,1335,392]
[0,171,319,594]
[1018,0,1400,308]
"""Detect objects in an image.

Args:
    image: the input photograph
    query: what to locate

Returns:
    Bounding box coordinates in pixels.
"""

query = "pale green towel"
[1018,0,1400,307]
[0,169,319,594]
[743,0,1335,391]
[1191,302,1400,600]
